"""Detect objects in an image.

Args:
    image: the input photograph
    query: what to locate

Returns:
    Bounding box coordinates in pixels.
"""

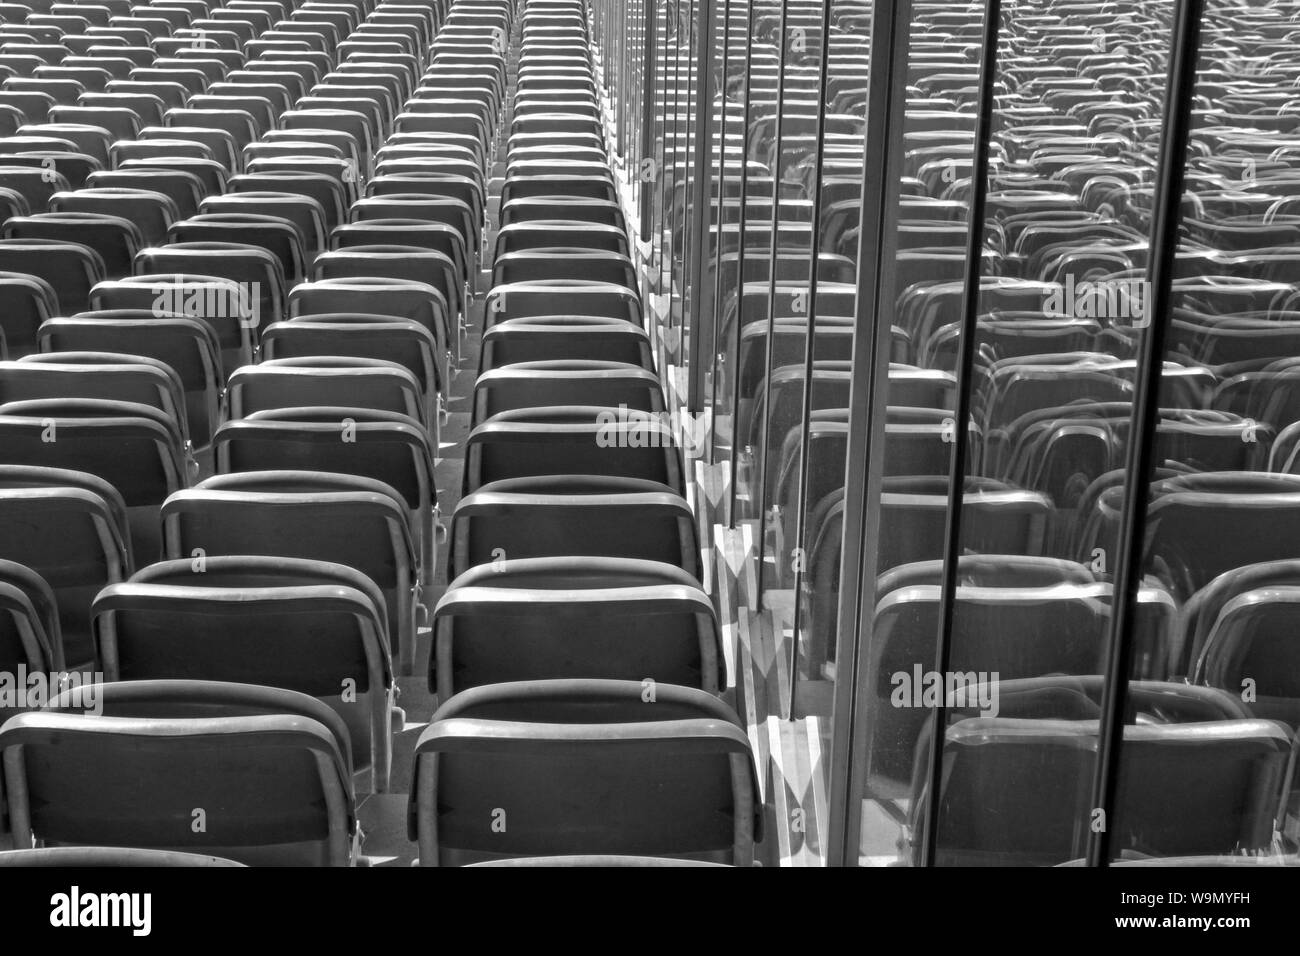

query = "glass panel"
[1105,0,1300,865]
[848,0,1178,867]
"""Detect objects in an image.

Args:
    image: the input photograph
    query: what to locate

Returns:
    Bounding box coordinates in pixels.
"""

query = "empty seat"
[90,556,396,792]
[410,679,758,866]
[0,679,358,865]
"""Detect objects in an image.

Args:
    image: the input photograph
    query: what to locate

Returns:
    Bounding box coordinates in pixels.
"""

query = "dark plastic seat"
[0,558,64,714]
[0,678,357,866]
[0,270,58,358]
[90,555,395,792]
[0,237,104,314]
[37,309,221,450]
[0,464,131,666]
[3,211,140,278]
[49,186,177,246]
[410,679,758,866]
[213,406,437,581]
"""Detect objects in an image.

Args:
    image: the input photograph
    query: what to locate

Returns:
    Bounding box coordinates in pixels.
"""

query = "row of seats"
[0,0,760,867]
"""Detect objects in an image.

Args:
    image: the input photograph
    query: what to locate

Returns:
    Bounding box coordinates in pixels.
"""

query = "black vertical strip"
[686,0,718,412]
[725,0,759,529]
[754,0,793,598]
[659,0,682,296]
[707,0,735,452]
[640,0,657,243]
[918,0,1003,869]
[786,0,835,719]
[1085,0,1203,869]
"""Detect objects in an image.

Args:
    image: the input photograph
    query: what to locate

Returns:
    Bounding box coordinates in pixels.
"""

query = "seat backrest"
[411,678,758,866]
[0,678,356,866]
[434,555,719,697]
[90,555,392,790]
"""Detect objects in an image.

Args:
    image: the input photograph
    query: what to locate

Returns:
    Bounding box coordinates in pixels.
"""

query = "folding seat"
[3,76,84,109]
[484,280,641,327]
[494,221,628,258]
[213,407,438,577]
[200,191,329,258]
[38,309,221,451]
[472,360,663,426]
[410,679,758,866]
[208,79,292,118]
[335,61,415,103]
[0,104,26,137]
[1082,471,1300,601]
[225,358,426,431]
[316,76,400,125]
[493,249,638,293]
[465,406,685,496]
[480,316,654,373]
[229,169,348,232]
[32,65,111,95]
[499,195,623,229]
[0,56,46,82]
[280,108,374,171]
[911,715,1292,866]
[1191,582,1300,729]
[168,213,306,286]
[90,555,396,792]
[259,314,442,431]
[3,211,141,279]
[135,130,238,177]
[0,679,359,865]
[90,274,256,379]
[357,184,478,261]
[187,93,276,135]
[863,579,1177,794]
[88,26,155,48]
[261,126,362,177]
[245,55,325,94]
[107,78,188,112]
[0,354,188,447]
[0,238,103,314]
[0,271,57,359]
[871,477,1052,573]
[500,173,617,205]
[164,108,258,162]
[158,472,420,684]
[312,245,462,328]
[0,133,79,157]
[0,148,100,190]
[266,21,339,55]
[18,121,112,165]
[450,477,699,582]
[86,167,203,219]
[0,397,192,559]
[0,558,64,712]
[335,42,412,76]
[92,45,155,69]
[154,53,230,85]
[50,186,177,247]
[369,167,483,227]
[47,103,139,140]
[434,555,720,699]
[380,132,485,173]
[290,277,451,384]
[298,92,387,145]
[243,139,342,163]
[0,464,131,666]
[136,241,286,334]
